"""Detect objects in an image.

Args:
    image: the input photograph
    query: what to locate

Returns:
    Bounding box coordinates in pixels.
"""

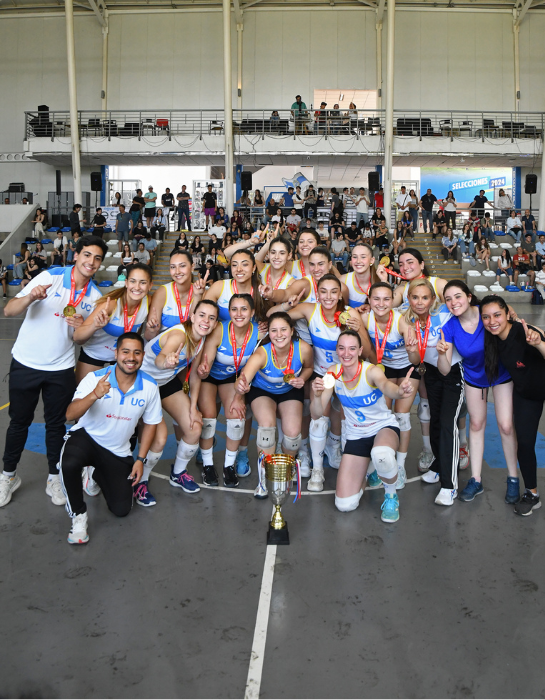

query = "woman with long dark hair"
[442,190,457,230]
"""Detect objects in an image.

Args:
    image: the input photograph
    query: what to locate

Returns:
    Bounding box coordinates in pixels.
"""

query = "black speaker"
[368,171,380,191]
[91,172,102,192]
[525,174,538,195]
[241,171,253,190]
[56,170,62,196]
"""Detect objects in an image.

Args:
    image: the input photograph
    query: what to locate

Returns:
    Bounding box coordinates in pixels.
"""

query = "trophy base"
[267,522,290,545]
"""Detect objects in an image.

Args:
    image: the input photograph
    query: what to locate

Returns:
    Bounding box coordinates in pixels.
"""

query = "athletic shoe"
[46,477,67,506]
[307,468,325,492]
[82,467,101,496]
[254,481,268,499]
[67,512,89,545]
[435,488,458,506]
[395,465,406,490]
[297,449,311,478]
[134,481,156,507]
[366,469,382,490]
[459,445,470,470]
[169,467,201,493]
[380,493,400,523]
[202,464,219,487]
[235,451,251,478]
[0,473,21,508]
[418,450,435,472]
[514,490,541,516]
[421,469,440,484]
[459,477,483,502]
[324,440,341,469]
[223,466,239,488]
[505,476,521,504]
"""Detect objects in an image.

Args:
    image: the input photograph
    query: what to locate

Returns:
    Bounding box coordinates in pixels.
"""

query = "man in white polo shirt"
[60,332,162,544]
[0,236,107,509]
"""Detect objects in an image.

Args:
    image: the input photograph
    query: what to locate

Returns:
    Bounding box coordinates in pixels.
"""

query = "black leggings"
[513,392,543,490]
[59,428,134,517]
[445,210,456,230]
[424,362,464,490]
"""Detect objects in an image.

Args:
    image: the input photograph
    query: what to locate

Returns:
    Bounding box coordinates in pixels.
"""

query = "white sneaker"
[46,477,66,506]
[443,260,449,264]
[68,512,89,544]
[0,473,21,507]
[459,445,470,470]
[418,450,435,472]
[253,482,268,499]
[307,468,325,492]
[297,448,311,478]
[82,467,101,496]
[435,487,458,506]
[324,440,341,469]
[396,465,406,490]
[421,469,440,484]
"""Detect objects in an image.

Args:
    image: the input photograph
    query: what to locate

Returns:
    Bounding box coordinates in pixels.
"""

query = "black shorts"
[344,426,400,458]
[202,374,236,386]
[78,348,108,368]
[247,384,304,405]
[159,374,184,400]
[465,377,511,390]
[145,208,156,218]
[384,363,419,380]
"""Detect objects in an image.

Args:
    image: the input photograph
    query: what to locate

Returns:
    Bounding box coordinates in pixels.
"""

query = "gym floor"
[1,305,545,699]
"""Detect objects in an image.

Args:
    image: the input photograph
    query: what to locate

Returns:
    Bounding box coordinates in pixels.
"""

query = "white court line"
[244,544,277,699]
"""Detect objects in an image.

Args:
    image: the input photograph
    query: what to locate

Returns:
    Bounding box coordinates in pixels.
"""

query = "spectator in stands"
[134,241,150,265]
[222,234,235,253]
[21,257,42,289]
[286,208,302,234]
[291,95,308,134]
[521,208,536,239]
[32,240,48,267]
[215,207,229,227]
[293,185,305,218]
[144,233,158,267]
[401,210,414,240]
[270,111,280,129]
[230,210,243,235]
[303,217,315,231]
[371,207,386,231]
[441,228,458,263]
[161,188,175,229]
[4,198,10,205]
[329,104,342,134]
[513,246,535,286]
[475,238,491,269]
[207,233,219,252]
[360,221,374,246]
[174,231,189,251]
[355,187,370,227]
[271,208,284,228]
[374,186,384,210]
[496,249,514,285]
[67,232,80,265]
[442,190,457,230]
[495,188,513,229]
[374,221,390,254]
[433,210,447,240]
[341,187,352,209]
[506,210,523,243]
[458,223,474,259]
[468,210,482,239]
[521,232,538,269]
[112,191,123,207]
[345,103,358,132]
[419,188,437,235]
[330,187,343,217]
[315,221,329,245]
[535,261,545,301]
[69,203,84,236]
[191,235,205,265]
[316,187,326,209]
[176,185,191,231]
[395,186,410,221]
[265,197,277,224]
[130,189,145,229]
[280,186,295,210]
[468,189,489,219]
[22,198,30,205]
[53,231,68,266]
[32,208,45,237]
[331,231,349,271]
[202,184,218,230]
[407,189,419,233]
[0,259,7,298]
[329,211,344,232]
[237,190,252,207]
[115,204,133,252]
[303,185,317,220]
[253,189,265,209]
[119,243,135,274]
[536,234,545,268]
[480,212,494,241]
[132,220,147,250]
[392,221,406,257]
[91,207,106,237]
[314,102,328,134]
[344,221,361,246]
[144,186,157,229]
[151,208,168,241]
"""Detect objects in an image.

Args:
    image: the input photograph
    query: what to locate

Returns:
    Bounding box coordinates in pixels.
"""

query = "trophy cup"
[261,453,301,546]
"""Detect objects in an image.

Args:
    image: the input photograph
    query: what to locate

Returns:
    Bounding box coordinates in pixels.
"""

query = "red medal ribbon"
[299,260,306,278]
[417,315,432,365]
[68,267,90,309]
[232,280,253,296]
[173,282,193,323]
[354,275,372,296]
[230,322,252,376]
[266,266,286,290]
[327,361,363,383]
[123,301,141,333]
[271,341,294,376]
[373,311,393,365]
[320,305,338,327]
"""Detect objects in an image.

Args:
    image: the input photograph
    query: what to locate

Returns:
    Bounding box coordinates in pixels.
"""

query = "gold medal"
[183,380,190,394]
[338,311,351,326]
[322,373,336,389]
[283,373,295,383]
[380,256,391,267]
[63,305,76,317]
[418,363,426,375]
[377,363,385,373]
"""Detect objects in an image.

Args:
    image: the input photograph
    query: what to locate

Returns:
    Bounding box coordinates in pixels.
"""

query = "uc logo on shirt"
[131,398,146,407]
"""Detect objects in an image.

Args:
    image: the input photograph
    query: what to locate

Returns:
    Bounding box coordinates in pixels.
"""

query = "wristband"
[135,456,147,465]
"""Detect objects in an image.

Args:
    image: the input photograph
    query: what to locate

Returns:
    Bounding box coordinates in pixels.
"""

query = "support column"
[65,0,82,207]
[383,0,395,229]
[513,14,520,114]
[237,23,243,112]
[223,0,234,215]
[101,19,109,113]
[236,164,243,202]
[538,149,545,232]
[376,21,383,110]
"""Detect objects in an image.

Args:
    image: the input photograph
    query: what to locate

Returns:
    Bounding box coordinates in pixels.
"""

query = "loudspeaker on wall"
[368,171,380,191]
[525,174,538,195]
[90,172,102,192]
[240,171,253,190]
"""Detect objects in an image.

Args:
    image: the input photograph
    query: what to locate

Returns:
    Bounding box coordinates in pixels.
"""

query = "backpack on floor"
[531,289,543,305]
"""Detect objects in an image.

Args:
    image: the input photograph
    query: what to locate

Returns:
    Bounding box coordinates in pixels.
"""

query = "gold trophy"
[261,453,301,545]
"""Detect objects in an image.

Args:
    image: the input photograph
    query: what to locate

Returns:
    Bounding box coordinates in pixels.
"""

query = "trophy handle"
[293,458,302,503]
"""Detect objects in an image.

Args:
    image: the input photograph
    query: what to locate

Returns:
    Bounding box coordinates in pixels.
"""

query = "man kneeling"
[60,332,162,544]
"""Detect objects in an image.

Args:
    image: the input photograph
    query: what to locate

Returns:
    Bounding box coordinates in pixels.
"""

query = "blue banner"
[421,167,512,202]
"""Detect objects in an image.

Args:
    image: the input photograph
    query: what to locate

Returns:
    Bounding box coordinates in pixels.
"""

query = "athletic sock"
[458,428,468,447]
[396,452,407,469]
[422,435,431,452]
[326,433,341,446]
[173,441,199,475]
[300,437,309,452]
[224,449,238,469]
[143,450,162,482]
[47,473,60,483]
[238,445,248,454]
[3,470,16,478]
[383,481,396,496]
[201,447,214,467]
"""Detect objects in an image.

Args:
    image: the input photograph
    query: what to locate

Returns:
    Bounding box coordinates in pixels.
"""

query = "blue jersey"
[252,341,303,394]
[209,321,259,380]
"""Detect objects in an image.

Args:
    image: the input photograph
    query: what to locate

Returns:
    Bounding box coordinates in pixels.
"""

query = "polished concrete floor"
[1,305,545,699]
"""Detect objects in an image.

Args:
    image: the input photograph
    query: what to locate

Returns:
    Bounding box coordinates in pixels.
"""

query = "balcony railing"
[24,108,545,143]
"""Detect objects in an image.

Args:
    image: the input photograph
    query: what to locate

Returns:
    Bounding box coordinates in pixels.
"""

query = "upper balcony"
[24,108,545,166]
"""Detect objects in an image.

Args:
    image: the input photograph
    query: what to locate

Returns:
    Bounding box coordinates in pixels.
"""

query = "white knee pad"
[395,412,411,432]
[370,446,397,480]
[176,440,199,461]
[282,433,302,453]
[309,416,329,439]
[226,418,245,441]
[201,417,217,440]
[417,399,430,423]
[331,393,341,413]
[245,405,253,421]
[335,489,363,512]
[303,399,311,417]
[257,426,276,450]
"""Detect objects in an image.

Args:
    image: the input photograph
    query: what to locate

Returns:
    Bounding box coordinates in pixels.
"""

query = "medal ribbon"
[374,311,393,365]
[299,260,306,278]
[416,315,431,366]
[230,322,252,376]
[271,341,294,376]
[232,280,253,296]
[354,275,372,296]
[173,283,193,323]
[123,302,141,333]
[326,361,363,383]
[320,305,338,327]
[266,266,286,291]
[68,267,89,309]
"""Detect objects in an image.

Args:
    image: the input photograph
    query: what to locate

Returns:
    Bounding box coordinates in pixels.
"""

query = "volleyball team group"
[0,223,544,545]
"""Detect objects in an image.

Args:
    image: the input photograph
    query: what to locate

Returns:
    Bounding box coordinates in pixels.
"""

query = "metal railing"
[25,108,545,143]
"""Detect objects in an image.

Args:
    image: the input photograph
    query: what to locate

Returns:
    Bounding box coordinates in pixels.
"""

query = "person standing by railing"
[291,95,308,135]
[176,185,191,232]
[494,188,513,231]
[161,188,175,232]
[419,188,437,236]
[442,190,457,231]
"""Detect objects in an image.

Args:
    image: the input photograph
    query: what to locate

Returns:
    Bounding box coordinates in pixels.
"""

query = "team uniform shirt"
[259,265,293,290]
[83,296,149,362]
[308,305,341,375]
[69,366,162,456]
[295,275,319,344]
[366,310,409,369]
[252,341,304,394]
[141,325,204,386]
[216,279,248,322]
[12,267,102,371]
[442,314,510,388]
[398,276,440,311]
[209,321,259,380]
[345,272,371,309]
[332,361,399,439]
[289,259,307,280]
[160,282,195,330]
[417,304,461,368]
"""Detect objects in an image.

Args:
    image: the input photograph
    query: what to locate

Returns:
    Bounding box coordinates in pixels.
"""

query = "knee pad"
[370,446,397,480]
[335,489,363,512]
[176,440,199,461]
[257,426,276,450]
[417,398,430,423]
[309,416,329,439]
[226,418,245,441]
[245,405,253,421]
[303,399,311,417]
[282,433,302,453]
[200,417,217,440]
[331,394,341,413]
[395,412,411,432]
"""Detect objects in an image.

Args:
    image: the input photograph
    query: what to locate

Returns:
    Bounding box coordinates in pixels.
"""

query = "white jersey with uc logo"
[366,310,409,369]
[332,361,399,440]
[308,304,341,376]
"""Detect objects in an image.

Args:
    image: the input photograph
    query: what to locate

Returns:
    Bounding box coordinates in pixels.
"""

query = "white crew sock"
[300,437,309,452]
[142,450,162,482]
[422,435,431,452]
[383,481,396,496]
[396,452,407,468]
[458,428,468,447]
[326,433,341,446]
[3,470,16,478]
[224,449,238,469]
[173,441,199,475]
[47,473,60,483]
[201,447,214,467]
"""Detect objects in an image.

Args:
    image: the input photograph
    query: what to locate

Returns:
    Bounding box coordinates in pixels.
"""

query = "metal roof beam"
[233,0,243,23]
[376,0,386,21]
[515,0,533,24]
[87,0,107,26]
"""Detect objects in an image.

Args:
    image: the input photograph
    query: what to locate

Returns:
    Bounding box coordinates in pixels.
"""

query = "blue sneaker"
[235,450,251,478]
[505,476,520,504]
[134,480,157,507]
[381,494,400,522]
[169,467,201,493]
[366,469,382,490]
[459,477,484,502]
